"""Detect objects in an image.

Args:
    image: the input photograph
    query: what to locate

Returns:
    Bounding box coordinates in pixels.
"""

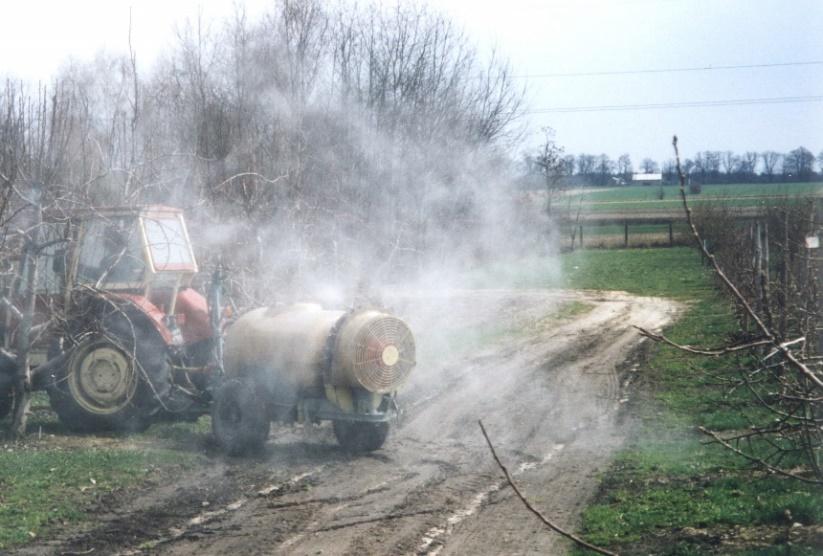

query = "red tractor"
[0,205,223,431]
[0,204,416,453]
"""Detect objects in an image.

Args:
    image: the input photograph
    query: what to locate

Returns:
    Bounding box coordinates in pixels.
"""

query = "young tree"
[529,128,565,214]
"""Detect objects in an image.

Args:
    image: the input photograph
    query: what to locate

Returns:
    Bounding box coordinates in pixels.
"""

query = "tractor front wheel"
[333,420,389,453]
[48,337,146,432]
[212,378,270,456]
[47,307,171,433]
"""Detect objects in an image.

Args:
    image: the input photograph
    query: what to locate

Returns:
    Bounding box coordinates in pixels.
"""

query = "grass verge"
[559,248,823,555]
[0,405,209,550]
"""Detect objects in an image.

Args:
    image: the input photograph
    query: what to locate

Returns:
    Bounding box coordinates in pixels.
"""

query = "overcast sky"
[1,0,821,166]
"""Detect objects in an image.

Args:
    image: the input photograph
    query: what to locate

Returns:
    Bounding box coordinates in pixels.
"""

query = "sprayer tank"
[223,303,415,394]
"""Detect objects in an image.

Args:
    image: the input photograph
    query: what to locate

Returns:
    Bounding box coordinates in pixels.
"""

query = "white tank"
[223,303,415,394]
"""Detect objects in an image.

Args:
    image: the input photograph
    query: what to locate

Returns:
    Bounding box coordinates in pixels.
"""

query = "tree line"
[525,139,823,187]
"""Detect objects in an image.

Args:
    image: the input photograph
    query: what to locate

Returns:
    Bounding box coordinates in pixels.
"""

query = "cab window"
[76,217,145,286]
[142,216,193,271]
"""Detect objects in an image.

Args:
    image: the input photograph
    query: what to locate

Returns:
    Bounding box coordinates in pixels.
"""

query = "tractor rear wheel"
[212,378,270,456]
[47,306,171,432]
[333,420,389,453]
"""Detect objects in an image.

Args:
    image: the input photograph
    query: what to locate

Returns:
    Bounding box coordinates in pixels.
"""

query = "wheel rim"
[67,340,138,415]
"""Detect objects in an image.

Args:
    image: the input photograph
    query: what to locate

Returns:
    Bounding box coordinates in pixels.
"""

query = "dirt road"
[20,289,678,556]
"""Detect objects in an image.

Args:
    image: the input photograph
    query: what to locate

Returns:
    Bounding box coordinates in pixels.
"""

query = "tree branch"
[478,420,619,556]
[634,326,771,356]
[697,426,822,484]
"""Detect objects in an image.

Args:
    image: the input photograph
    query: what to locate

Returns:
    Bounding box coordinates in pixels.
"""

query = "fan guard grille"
[351,316,415,393]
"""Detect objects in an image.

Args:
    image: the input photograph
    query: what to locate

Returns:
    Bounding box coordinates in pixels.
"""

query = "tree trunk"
[11,191,42,438]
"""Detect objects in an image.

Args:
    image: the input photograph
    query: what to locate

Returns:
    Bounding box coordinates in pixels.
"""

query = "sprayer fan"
[351,316,416,393]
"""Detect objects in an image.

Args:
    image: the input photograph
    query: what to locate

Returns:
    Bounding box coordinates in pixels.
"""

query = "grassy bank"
[560,248,823,554]
[0,411,209,550]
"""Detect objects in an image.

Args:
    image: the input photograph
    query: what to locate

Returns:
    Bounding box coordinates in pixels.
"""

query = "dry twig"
[478,420,618,556]
[697,426,821,484]
[633,326,771,356]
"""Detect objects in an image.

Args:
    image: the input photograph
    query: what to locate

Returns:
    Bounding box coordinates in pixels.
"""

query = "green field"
[570,182,823,203]
[551,182,823,214]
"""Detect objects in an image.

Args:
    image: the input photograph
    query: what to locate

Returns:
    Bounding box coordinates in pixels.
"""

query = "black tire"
[212,378,270,456]
[47,303,171,433]
[333,420,390,453]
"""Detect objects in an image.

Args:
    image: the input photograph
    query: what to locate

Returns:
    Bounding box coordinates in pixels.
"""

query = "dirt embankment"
[17,289,679,556]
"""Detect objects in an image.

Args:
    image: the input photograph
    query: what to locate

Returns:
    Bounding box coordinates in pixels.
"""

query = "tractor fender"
[106,293,175,345]
[174,288,212,344]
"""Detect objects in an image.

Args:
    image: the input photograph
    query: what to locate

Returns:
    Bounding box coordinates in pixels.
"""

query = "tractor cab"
[2,205,217,432]
[55,206,211,349]
[68,205,198,295]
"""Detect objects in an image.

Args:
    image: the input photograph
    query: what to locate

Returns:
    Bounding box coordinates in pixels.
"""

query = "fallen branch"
[697,426,822,484]
[478,420,619,556]
[634,326,771,356]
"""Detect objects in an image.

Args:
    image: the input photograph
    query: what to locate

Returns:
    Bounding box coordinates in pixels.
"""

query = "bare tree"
[761,151,782,182]
[783,146,815,181]
[741,151,759,179]
[720,150,739,180]
[616,153,632,183]
[640,158,658,173]
[576,154,596,179]
[595,154,614,186]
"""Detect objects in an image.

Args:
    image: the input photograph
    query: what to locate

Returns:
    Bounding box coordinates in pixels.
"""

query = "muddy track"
[17,289,678,556]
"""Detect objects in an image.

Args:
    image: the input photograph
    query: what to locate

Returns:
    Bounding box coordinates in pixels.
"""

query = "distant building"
[632,172,663,185]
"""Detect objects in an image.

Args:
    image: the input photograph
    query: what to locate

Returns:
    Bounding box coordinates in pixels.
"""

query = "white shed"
[632,172,663,185]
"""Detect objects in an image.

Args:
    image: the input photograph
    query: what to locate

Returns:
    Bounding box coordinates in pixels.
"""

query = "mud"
[16,289,679,556]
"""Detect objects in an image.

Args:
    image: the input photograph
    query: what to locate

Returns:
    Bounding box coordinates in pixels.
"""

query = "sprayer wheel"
[333,420,390,453]
[212,378,270,456]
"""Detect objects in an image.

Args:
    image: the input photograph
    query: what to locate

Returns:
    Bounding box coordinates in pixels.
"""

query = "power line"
[512,60,823,79]
[525,95,823,114]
